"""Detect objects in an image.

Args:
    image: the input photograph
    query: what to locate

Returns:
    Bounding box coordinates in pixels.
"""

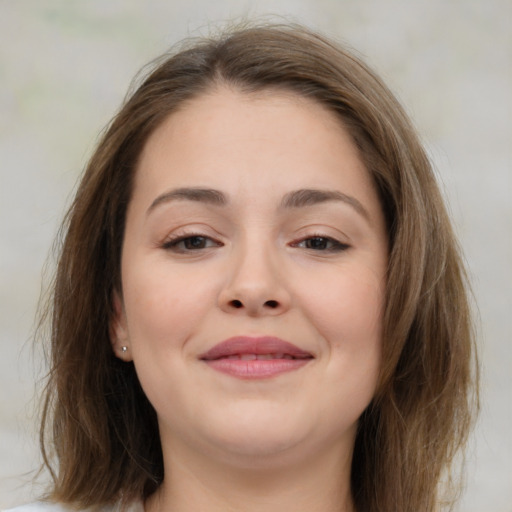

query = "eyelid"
[289,233,351,252]
[160,228,224,252]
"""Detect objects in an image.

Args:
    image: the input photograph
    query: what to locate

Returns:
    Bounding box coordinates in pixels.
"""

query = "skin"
[111,87,388,512]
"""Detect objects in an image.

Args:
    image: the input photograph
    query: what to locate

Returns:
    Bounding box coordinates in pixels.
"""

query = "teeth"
[256,354,273,360]
[222,354,296,360]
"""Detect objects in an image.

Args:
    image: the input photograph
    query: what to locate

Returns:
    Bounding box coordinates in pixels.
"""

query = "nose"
[217,244,291,317]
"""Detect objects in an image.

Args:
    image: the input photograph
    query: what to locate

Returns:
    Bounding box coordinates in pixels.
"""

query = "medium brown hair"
[39,23,478,511]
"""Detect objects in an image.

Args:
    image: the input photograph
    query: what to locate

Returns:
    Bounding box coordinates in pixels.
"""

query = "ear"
[110,290,133,362]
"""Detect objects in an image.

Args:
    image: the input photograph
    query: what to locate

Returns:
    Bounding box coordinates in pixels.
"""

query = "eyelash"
[161,233,349,253]
[290,235,350,252]
[161,234,223,252]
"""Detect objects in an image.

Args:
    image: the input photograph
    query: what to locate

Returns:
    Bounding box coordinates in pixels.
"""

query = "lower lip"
[203,358,311,379]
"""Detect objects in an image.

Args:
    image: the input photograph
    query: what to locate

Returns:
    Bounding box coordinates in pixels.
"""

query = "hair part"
[38,23,478,512]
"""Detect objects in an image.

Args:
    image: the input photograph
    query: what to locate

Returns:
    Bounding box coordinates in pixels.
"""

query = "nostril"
[230,299,243,309]
[264,300,279,308]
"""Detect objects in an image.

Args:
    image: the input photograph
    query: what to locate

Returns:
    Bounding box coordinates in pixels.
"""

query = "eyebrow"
[147,186,369,221]
[280,189,370,221]
[147,187,227,214]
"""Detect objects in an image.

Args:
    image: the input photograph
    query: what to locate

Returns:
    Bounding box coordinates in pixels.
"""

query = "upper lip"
[199,336,314,360]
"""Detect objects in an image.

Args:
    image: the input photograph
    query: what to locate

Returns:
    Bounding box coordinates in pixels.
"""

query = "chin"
[210,437,310,470]
[198,415,331,470]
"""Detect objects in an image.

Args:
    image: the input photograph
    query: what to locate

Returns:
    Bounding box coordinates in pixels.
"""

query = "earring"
[121,346,128,353]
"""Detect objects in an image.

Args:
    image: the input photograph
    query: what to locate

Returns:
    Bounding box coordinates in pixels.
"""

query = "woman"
[8,23,478,512]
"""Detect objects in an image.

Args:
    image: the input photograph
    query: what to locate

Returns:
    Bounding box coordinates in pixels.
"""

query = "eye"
[292,236,349,252]
[162,235,222,252]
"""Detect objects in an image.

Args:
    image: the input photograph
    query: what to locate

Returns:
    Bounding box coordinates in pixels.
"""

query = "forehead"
[140,86,349,158]
[132,87,380,219]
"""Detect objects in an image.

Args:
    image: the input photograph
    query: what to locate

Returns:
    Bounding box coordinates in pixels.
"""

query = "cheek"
[299,263,384,396]
[122,263,218,350]
[299,265,385,349]
[284,266,385,440]
[121,265,219,418]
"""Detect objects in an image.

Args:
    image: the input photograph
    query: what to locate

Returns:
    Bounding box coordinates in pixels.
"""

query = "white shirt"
[2,502,143,512]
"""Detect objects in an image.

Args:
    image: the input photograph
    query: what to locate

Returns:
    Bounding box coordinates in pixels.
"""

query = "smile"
[223,353,302,360]
[199,336,314,379]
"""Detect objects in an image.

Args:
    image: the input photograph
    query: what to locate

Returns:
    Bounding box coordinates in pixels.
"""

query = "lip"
[199,336,314,379]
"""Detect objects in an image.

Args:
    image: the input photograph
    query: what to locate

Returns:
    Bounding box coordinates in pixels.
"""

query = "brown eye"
[305,237,330,250]
[163,235,221,252]
[181,236,209,250]
[294,236,349,252]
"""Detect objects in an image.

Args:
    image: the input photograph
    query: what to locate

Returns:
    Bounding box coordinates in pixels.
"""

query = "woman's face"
[112,88,388,468]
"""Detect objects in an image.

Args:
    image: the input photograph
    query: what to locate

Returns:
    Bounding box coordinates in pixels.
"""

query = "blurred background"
[0,1,510,510]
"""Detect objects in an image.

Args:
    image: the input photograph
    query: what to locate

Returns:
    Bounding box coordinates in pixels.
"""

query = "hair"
[38,22,478,512]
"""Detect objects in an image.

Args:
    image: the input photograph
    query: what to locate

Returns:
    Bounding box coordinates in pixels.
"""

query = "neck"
[145,439,355,512]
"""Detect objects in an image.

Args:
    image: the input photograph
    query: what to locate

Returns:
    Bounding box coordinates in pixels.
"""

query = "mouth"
[199,336,314,379]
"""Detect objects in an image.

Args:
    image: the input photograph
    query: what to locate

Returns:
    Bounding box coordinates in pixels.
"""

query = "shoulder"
[2,504,73,512]
[2,503,143,512]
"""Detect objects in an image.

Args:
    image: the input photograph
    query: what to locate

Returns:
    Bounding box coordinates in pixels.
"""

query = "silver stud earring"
[121,346,128,353]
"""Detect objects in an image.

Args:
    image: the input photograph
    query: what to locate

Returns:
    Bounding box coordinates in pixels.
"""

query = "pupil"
[308,237,327,249]
[186,236,205,249]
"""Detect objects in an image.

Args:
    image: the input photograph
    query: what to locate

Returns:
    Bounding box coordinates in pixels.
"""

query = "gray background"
[1,1,510,510]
